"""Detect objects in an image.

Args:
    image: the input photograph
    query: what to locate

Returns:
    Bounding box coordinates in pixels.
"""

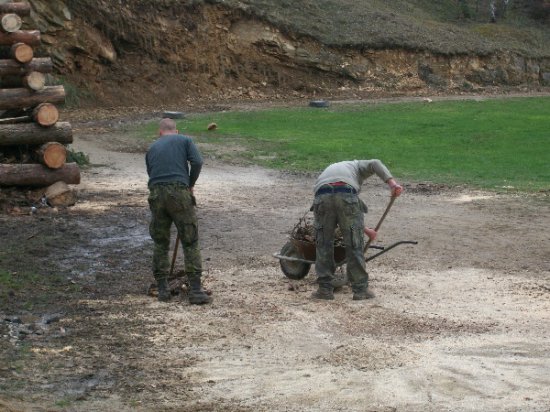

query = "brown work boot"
[157,278,171,302]
[352,288,375,300]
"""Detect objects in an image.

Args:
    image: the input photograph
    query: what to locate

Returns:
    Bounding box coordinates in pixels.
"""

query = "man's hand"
[387,178,403,197]
[364,227,377,241]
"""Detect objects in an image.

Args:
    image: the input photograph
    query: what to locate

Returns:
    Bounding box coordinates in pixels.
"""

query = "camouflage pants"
[148,183,202,280]
[313,191,368,292]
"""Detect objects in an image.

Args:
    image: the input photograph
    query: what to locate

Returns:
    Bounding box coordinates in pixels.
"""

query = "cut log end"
[33,103,59,126]
[44,181,77,207]
[1,13,22,33]
[11,42,33,63]
[36,142,67,169]
[23,71,46,91]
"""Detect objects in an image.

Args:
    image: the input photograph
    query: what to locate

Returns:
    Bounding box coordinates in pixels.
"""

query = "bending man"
[311,159,403,301]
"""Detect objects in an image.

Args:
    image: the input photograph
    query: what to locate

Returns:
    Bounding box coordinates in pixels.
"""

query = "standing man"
[311,159,403,301]
[146,118,211,304]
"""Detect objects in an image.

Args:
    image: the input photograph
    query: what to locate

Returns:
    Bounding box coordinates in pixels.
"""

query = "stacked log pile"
[0,0,80,194]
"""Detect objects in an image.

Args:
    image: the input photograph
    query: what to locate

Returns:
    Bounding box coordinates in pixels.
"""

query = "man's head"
[159,118,178,136]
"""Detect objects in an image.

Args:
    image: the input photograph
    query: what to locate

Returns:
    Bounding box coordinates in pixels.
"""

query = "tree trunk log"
[0,73,33,88]
[0,85,65,110]
[0,30,41,46]
[10,42,32,63]
[22,71,45,91]
[0,3,31,17]
[32,103,59,126]
[0,115,30,124]
[0,122,72,146]
[0,57,53,75]
[0,163,80,186]
[35,142,66,169]
[1,13,22,33]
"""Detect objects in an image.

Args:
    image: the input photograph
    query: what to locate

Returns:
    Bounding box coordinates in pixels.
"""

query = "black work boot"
[188,273,212,305]
[311,282,334,300]
[157,278,171,302]
[352,287,375,300]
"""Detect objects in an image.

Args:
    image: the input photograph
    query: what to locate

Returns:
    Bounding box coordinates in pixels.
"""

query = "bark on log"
[0,163,80,186]
[0,30,41,46]
[0,73,33,88]
[1,13,22,33]
[44,181,77,206]
[22,71,45,91]
[0,85,65,110]
[0,122,72,146]
[35,142,66,169]
[0,115,30,124]
[10,42,32,63]
[0,58,53,75]
[32,103,59,126]
[0,3,31,17]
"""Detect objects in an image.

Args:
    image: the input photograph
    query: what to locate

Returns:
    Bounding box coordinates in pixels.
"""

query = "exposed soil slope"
[24,0,550,107]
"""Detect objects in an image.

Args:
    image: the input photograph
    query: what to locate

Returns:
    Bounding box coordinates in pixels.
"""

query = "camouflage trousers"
[148,183,202,280]
[313,191,368,292]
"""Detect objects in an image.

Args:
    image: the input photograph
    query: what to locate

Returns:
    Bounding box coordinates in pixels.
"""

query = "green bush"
[66,148,90,166]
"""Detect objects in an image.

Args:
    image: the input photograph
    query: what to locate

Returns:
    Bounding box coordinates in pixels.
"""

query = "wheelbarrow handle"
[365,240,418,262]
[363,195,397,254]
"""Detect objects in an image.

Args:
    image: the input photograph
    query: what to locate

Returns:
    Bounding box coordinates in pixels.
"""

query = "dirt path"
[1,128,549,412]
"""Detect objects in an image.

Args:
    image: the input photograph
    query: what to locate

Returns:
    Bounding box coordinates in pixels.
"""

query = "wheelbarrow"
[274,195,416,280]
[274,238,417,280]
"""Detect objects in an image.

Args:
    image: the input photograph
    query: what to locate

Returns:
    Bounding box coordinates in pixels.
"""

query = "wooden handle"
[364,196,397,254]
[169,234,180,277]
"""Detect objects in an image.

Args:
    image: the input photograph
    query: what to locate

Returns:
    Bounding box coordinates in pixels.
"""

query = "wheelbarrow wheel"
[279,241,311,280]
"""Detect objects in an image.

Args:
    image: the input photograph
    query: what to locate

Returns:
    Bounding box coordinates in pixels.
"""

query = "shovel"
[169,234,180,277]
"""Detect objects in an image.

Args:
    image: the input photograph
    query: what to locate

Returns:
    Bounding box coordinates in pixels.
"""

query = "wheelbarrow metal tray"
[290,238,346,264]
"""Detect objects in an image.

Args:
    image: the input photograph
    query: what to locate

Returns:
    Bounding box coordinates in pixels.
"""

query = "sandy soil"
[1,119,549,412]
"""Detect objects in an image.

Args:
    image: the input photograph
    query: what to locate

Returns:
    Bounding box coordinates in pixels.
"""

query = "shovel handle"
[364,196,397,254]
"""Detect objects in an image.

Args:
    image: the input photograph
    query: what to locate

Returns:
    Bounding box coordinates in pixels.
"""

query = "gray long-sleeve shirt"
[313,160,393,194]
[146,134,203,188]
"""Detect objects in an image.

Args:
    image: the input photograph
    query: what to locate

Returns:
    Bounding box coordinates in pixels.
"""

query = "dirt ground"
[1,107,549,412]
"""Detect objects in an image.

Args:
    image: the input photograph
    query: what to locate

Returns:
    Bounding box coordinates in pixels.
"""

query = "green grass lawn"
[140,97,550,192]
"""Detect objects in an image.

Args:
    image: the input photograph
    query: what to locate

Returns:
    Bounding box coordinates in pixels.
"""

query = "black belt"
[150,182,188,188]
[315,185,357,196]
